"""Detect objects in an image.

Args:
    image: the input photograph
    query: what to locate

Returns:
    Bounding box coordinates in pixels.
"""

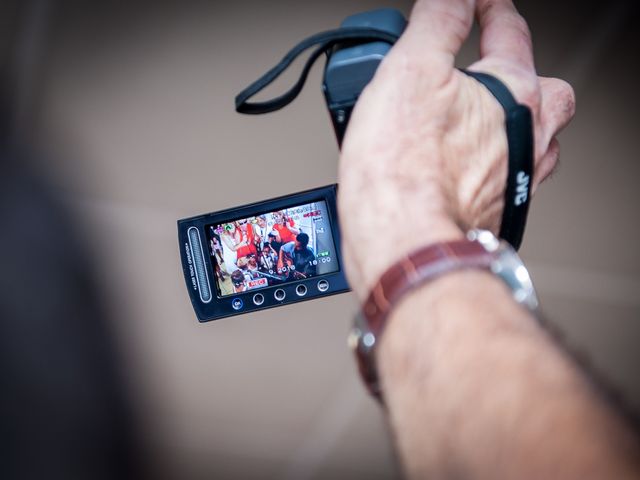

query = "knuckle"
[508,18,534,67]
[540,77,576,134]
[558,79,576,117]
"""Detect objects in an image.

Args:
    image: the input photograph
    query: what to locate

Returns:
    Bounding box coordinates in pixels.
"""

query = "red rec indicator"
[247,278,268,289]
[303,210,321,218]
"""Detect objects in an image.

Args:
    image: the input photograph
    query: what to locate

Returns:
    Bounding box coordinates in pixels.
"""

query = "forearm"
[379,270,640,480]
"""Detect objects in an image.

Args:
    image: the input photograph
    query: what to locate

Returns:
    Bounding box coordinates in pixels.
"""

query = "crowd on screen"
[210,211,317,294]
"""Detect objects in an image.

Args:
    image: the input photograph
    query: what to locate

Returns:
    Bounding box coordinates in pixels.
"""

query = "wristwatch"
[348,229,539,399]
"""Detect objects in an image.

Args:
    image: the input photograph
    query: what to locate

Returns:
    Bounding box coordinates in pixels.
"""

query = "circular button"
[295,284,307,297]
[317,280,329,292]
[231,298,244,310]
[274,289,286,301]
[253,293,265,306]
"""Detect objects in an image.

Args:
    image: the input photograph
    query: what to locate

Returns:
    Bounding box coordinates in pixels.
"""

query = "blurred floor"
[4,0,639,478]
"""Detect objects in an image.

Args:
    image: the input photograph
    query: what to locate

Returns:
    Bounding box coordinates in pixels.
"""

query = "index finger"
[476,0,535,71]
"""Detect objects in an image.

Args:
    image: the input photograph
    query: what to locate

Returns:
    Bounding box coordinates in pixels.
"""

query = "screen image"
[207,200,339,297]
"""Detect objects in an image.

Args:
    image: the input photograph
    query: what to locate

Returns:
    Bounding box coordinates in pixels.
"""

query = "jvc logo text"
[514,171,530,206]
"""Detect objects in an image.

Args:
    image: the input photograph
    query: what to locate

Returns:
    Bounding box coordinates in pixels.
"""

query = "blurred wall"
[4,0,639,478]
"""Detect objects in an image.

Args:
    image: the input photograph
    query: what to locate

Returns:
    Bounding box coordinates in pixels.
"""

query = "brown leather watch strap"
[363,239,494,335]
[356,238,496,398]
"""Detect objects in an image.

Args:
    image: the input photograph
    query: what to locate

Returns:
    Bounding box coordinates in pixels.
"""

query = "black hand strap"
[235,27,399,114]
[235,29,534,250]
[461,70,533,250]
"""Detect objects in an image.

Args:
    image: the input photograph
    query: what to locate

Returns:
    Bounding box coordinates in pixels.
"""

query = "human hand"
[338,0,575,300]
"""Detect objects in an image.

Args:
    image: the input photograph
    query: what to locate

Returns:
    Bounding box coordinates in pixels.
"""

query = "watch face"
[467,229,501,251]
[470,229,538,311]
[494,244,539,311]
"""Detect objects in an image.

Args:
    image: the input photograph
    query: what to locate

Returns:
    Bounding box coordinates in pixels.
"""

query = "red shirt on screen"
[236,224,257,258]
[274,221,296,244]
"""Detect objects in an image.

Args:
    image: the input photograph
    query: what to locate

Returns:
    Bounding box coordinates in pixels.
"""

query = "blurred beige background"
[3,0,639,478]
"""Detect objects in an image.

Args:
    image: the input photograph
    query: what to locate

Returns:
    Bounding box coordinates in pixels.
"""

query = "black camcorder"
[178,9,404,321]
[178,8,533,321]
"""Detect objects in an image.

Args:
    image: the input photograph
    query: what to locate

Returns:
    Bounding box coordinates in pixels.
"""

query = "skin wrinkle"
[487,17,532,59]
[451,80,507,229]
[477,2,534,68]
[410,7,470,46]
[408,1,474,57]
[473,198,504,231]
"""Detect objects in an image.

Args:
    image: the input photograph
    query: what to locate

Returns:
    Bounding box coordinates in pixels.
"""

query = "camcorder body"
[323,9,407,145]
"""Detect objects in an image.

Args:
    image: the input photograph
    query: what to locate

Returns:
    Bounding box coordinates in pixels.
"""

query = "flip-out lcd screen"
[207,200,339,297]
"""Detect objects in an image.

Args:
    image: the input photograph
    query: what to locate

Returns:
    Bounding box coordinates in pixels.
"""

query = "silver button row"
[252,280,330,305]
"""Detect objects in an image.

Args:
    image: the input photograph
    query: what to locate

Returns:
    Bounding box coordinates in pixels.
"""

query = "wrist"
[338,146,468,302]
[345,213,464,302]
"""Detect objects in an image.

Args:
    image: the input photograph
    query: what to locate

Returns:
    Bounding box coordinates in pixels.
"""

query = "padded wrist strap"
[234,29,533,250]
[460,70,534,250]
